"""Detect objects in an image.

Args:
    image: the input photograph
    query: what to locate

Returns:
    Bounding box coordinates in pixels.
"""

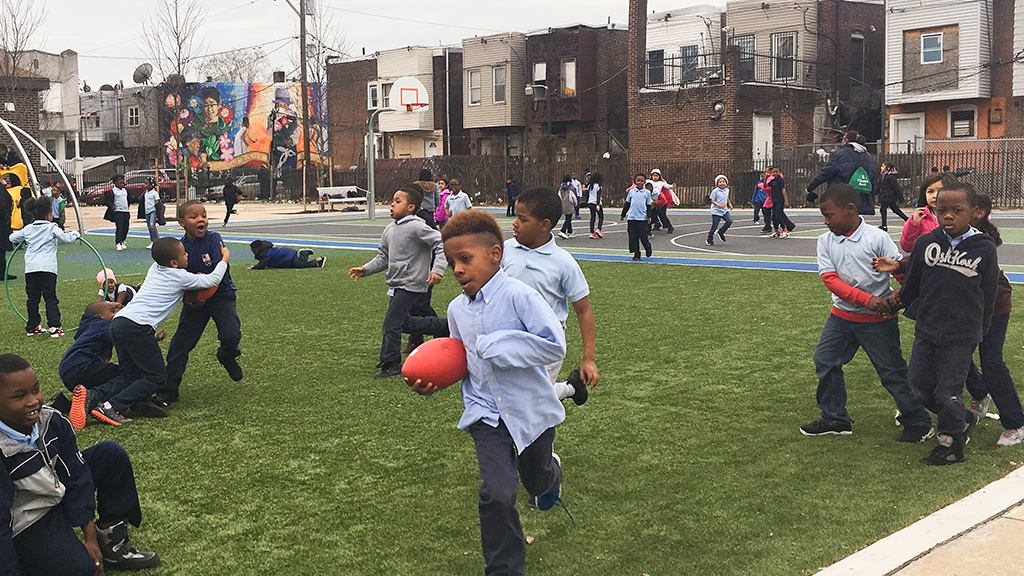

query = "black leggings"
[589,204,604,233]
[113,211,130,244]
[879,202,908,228]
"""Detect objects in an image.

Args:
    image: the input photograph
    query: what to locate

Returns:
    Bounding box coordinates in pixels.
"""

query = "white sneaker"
[567,232,577,238]
[557,231,568,239]
[970,394,992,420]
[998,428,1024,446]
[115,243,124,251]
[781,230,790,238]
[145,243,153,249]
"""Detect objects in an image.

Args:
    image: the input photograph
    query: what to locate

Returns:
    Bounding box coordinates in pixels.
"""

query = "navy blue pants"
[24,271,60,331]
[380,288,435,368]
[95,317,165,413]
[13,441,142,576]
[627,220,652,258]
[965,313,1024,430]
[60,358,120,392]
[165,295,242,392]
[469,421,560,576]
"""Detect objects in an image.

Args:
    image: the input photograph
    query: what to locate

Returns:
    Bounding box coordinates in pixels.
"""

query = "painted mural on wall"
[162,82,326,177]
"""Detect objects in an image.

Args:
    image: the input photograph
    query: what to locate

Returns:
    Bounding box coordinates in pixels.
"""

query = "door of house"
[753,114,773,167]
[890,115,924,153]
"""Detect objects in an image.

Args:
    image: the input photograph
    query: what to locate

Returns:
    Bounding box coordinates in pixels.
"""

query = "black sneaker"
[566,367,588,406]
[129,399,168,418]
[317,256,327,268]
[898,424,935,443]
[374,364,403,379]
[98,521,161,569]
[217,349,243,382]
[963,410,981,445]
[46,391,72,414]
[921,435,966,466]
[151,390,179,407]
[799,418,852,436]
[299,249,314,258]
[90,403,133,426]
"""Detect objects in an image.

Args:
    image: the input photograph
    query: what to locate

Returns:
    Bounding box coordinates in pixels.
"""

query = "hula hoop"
[5,237,107,331]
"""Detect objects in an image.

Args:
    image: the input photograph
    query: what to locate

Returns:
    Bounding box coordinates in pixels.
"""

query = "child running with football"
[408,210,569,576]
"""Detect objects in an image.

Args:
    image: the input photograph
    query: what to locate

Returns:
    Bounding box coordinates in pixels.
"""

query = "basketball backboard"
[388,77,429,112]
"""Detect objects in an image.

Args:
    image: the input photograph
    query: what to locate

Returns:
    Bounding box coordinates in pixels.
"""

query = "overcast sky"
[38,0,710,86]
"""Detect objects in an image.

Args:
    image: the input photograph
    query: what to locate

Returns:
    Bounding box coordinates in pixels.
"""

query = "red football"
[402,337,468,390]
[183,285,218,307]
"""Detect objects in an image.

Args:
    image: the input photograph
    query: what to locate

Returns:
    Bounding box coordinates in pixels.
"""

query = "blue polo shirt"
[817,217,902,314]
[624,187,651,221]
[448,270,566,454]
[501,235,589,328]
[181,230,235,296]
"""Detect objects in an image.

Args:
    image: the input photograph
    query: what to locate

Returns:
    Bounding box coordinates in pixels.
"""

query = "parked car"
[80,172,177,206]
[206,174,260,202]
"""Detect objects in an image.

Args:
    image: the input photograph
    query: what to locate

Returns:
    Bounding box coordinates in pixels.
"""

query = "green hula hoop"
[5,237,107,331]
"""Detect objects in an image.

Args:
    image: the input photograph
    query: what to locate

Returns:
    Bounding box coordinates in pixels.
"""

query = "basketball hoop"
[389,77,430,114]
[405,103,428,112]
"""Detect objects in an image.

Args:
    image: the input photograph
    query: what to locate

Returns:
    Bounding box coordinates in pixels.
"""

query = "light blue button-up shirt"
[116,261,228,329]
[449,269,566,454]
[0,420,38,448]
[817,217,902,313]
[501,235,589,327]
[9,221,79,274]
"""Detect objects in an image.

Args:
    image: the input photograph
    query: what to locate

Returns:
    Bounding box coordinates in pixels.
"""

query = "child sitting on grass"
[96,267,138,306]
[161,201,243,407]
[70,237,230,427]
[408,210,568,576]
[9,197,80,337]
[0,354,160,574]
[890,182,999,465]
[800,184,934,442]
[248,240,325,269]
[348,185,446,378]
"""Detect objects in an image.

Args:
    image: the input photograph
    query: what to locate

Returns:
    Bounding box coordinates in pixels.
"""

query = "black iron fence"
[643,50,817,90]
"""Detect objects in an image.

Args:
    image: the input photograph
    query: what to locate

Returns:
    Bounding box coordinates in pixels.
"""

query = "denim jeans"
[813,314,931,427]
[708,212,733,240]
[469,420,560,576]
[965,313,1024,429]
[145,211,160,243]
[909,336,975,438]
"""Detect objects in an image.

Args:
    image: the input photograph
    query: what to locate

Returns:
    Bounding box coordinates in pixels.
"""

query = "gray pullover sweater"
[362,215,446,292]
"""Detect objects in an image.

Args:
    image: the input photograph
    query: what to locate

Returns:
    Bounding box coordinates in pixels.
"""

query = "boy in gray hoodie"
[349,184,447,378]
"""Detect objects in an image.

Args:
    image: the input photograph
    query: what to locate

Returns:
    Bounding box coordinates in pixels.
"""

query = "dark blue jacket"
[181,230,235,297]
[807,144,878,193]
[58,313,112,379]
[1,408,95,574]
[255,247,298,269]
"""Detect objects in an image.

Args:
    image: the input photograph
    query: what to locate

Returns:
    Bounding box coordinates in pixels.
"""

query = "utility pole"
[299,0,311,212]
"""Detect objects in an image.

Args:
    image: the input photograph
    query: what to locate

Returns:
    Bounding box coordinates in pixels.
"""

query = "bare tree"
[144,0,207,81]
[199,48,271,83]
[291,11,351,183]
[0,0,46,97]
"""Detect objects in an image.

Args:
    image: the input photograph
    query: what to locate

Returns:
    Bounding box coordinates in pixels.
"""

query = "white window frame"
[947,105,978,139]
[921,32,943,65]
[128,106,139,127]
[492,65,506,104]
[468,69,481,106]
[533,62,546,83]
[367,83,379,109]
[560,58,576,97]
[771,32,797,81]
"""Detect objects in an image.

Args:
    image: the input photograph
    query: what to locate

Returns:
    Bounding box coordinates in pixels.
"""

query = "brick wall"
[326,58,377,170]
[815,0,885,137]
[431,51,467,155]
[0,82,43,156]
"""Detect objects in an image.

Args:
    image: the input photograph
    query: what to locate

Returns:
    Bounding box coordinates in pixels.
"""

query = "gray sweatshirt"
[362,215,446,292]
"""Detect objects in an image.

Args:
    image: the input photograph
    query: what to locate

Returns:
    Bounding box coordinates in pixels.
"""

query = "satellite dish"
[99,84,115,92]
[133,63,153,85]
[82,81,91,93]
[165,73,186,85]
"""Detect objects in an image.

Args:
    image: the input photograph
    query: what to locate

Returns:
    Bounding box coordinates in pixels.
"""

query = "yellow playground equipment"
[1,163,28,229]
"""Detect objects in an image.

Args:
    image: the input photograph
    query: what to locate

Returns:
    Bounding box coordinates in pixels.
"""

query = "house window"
[736,35,755,81]
[94,116,100,128]
[478,138,492,155]
[648,49,665,85]
[771,32,796,81]
[850,34,864,83]
[381,83,393,108]
[128,106,139,127]
[533,62,546,83]
[45,139,56,158]
[468,70,481,106]
[679,45,699,83]
[560,58,576,97]
[949,107,976,138]
[367,84,379,109]
[921,33,943,64]
[493,65,506,104]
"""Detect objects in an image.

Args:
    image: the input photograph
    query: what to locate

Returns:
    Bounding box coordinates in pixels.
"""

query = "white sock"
[554,381,573,401]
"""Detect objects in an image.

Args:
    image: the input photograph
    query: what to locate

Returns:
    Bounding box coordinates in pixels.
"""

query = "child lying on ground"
[248,240,325,269]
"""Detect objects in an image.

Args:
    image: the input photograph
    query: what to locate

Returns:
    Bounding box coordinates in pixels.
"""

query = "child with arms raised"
[160,201,243,407]
[890,182,999,465]
[349,185,446,378]
[800,184,934,442]
[0,354,160,575]
[9,197,80,337]
[409,210,568,576]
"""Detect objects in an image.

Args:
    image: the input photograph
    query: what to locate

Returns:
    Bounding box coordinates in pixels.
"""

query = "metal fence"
[644,50,818,90]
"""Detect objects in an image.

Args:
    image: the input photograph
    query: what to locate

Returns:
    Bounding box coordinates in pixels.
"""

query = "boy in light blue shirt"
[69,237,230,428]
[619,175,652,260]
[706,174,732,246]
[9,197,80,337]
[409,210,568,576]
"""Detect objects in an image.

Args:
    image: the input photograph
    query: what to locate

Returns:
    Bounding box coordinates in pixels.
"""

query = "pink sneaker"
[588,233,598,239]
[595,228,603,238]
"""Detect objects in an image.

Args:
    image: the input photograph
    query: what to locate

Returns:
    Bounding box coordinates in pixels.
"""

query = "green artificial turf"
[4,237,1024,575]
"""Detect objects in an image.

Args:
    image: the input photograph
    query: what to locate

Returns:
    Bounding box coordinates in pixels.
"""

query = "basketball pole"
[366,107,394,221]
[299,0,310,213]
